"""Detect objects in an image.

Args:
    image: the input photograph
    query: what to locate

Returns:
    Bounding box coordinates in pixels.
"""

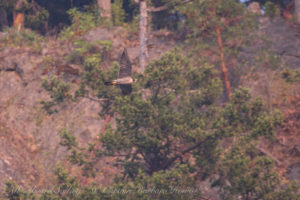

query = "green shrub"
[40,100,56,114]
[111,0,126,25]
[40,77,72,114]
[0,27,44,52]
[66,39,111,65]
[42,76,72,103]
[4,180,35,200]
[281,68,300,83]
[60,8,101,41]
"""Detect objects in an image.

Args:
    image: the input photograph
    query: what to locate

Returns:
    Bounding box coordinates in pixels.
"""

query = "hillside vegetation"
[1,0,300,200]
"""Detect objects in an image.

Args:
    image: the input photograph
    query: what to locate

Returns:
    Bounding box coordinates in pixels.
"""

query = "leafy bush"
[40,76,72,114]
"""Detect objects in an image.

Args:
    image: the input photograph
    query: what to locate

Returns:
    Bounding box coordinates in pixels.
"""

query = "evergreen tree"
[57,51,291,199]
[100,50,222,177]
[177,0,257,100]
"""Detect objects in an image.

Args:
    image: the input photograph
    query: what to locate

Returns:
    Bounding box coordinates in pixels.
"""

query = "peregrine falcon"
[105,48,136,95]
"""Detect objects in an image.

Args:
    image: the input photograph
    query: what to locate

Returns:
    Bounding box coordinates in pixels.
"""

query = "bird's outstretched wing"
[119,84,132,95]
[118,48,132,79]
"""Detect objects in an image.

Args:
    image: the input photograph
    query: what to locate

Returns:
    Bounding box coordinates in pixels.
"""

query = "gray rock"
[288,162,300,184]
[259,17,300,69]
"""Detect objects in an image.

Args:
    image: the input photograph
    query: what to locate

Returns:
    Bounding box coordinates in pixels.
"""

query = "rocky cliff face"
[241,17,300,185]
[0,45,106,188]
[0,17,300,192]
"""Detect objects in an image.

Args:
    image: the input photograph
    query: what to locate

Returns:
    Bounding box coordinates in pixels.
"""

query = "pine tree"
[178,0,257,100]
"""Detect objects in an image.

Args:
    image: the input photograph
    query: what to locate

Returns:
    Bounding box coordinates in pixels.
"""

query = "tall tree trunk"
[139,0,148,74]
[296,0,300,24]
[13,0,25,31]
[97,0,111,19]
[216,26,232,101]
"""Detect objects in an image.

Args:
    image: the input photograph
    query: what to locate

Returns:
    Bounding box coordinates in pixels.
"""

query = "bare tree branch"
[162,141,203,170]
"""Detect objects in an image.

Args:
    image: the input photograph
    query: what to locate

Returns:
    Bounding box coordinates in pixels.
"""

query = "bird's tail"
[104,80,117,85]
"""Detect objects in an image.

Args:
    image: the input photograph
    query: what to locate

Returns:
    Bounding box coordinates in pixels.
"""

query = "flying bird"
[105,48,136,95]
